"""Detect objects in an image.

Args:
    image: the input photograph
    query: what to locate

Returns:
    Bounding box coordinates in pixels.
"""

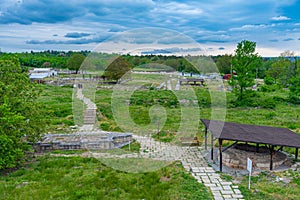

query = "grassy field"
[0,156,212,200]
[30,74,300,199]
[233,170,300,200]
[37,84,74,133]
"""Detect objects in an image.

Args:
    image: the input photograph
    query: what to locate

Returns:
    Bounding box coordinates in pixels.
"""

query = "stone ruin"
[34,131,132,152]
[33,82,133,152]
[218,144,289,170]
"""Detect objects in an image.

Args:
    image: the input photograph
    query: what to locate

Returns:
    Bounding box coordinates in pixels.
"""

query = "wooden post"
[211,134,214,160]
[296,148,299,160]
[256,143,259,153]
[219,139,223,172]
[270,145,274,170]
[205,127,208,150]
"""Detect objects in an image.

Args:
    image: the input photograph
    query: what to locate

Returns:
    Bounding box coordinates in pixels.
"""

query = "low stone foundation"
[218,144,288,170]
[34,131,132,152]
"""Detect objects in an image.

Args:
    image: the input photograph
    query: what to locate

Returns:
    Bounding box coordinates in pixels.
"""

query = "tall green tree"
[0,57,45,169]
[67,53,85,74]
[288,76,300,104]
[104,57,132,81]
[266,59,290,84]
[216,54,232,74]
[230,40,262,101]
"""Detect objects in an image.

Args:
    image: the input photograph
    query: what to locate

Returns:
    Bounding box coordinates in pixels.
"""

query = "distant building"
[29,68,57,80]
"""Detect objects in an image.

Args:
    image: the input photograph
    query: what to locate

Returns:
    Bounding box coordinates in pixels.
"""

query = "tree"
[104,56,132,81]
[281,50,298,77]
[0,57,45,169]
[216,54,232,74]
[288,76,300,104]
[230,40,262,101]
[266,59,290,84]
[67,53,85,74]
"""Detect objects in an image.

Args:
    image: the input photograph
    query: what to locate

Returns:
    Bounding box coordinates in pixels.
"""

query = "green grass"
[50,149,87,155]
[0,156,212,200]
[120,139,141,153]
[94,84,300,143]
[37,84,74,133]
[236,170,300,200]
[32,76,300,199]
[152,131,176,143]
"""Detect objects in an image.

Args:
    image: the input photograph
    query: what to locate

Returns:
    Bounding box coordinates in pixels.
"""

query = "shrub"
[230,91,260,107]
[265,112,276,119]
[288,76,300,104]
[272,96,286,102]
[260,98,276,109]
[288,94,300,104]
[258,84,281,92]
[264,76,275,85]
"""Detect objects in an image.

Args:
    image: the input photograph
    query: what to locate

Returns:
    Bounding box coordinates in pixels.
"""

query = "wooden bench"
[179,79,205,86]
[180,136,199,146]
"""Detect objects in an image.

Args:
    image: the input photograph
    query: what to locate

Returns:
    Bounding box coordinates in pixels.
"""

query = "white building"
[29,68,57,80]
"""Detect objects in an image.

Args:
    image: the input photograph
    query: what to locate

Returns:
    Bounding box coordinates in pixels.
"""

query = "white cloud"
[230,24,267,31]
[271,15,291,21]
[152,2,203,16]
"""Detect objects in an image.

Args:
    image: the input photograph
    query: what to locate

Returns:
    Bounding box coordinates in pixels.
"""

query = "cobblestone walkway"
[134,135,244,200]
[76,88,97,131]
[87,135,244,199]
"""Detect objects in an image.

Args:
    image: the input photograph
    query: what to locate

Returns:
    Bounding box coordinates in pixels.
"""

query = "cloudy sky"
[0,0,300,56]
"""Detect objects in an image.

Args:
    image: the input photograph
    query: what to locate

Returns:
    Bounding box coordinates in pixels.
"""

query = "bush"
[264,76,275,85]
[265,112,276,119]
[260,98,276,109]
[288,76,300,104]
[0,135,25,170]
[258,84,281,92]
[272,96,286,102]
[288,94,300,104]
[230,91,260,107]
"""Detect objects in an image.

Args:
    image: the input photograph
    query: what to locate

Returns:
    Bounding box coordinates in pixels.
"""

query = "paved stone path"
[156,82,166,90]
[134,135,244,200]
[76,88,97,131]
[89,135,244,200]
[167,79,172,90]
[175,79,180,90]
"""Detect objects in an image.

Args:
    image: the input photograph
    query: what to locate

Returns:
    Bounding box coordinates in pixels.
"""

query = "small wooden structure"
[180,78,205,86]
[201,119,300,172]
[180,136,199,146]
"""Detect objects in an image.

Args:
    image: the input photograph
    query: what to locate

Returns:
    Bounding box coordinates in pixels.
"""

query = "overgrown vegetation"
[0,156,212,200]
[234,170,300,200]
[37,85,74,133]
[0,57,46,169]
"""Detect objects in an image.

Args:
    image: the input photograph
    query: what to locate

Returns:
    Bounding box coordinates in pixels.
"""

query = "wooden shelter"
[201,119,300,172]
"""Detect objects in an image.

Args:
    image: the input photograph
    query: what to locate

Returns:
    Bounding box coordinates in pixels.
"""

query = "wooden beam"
[219,139,223,172]
[222,141,238,152]
[211,134,214,160]
[270,145,274,170]
[296,148,299,160]
[205,127,208,150]
[256,143,259,153]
